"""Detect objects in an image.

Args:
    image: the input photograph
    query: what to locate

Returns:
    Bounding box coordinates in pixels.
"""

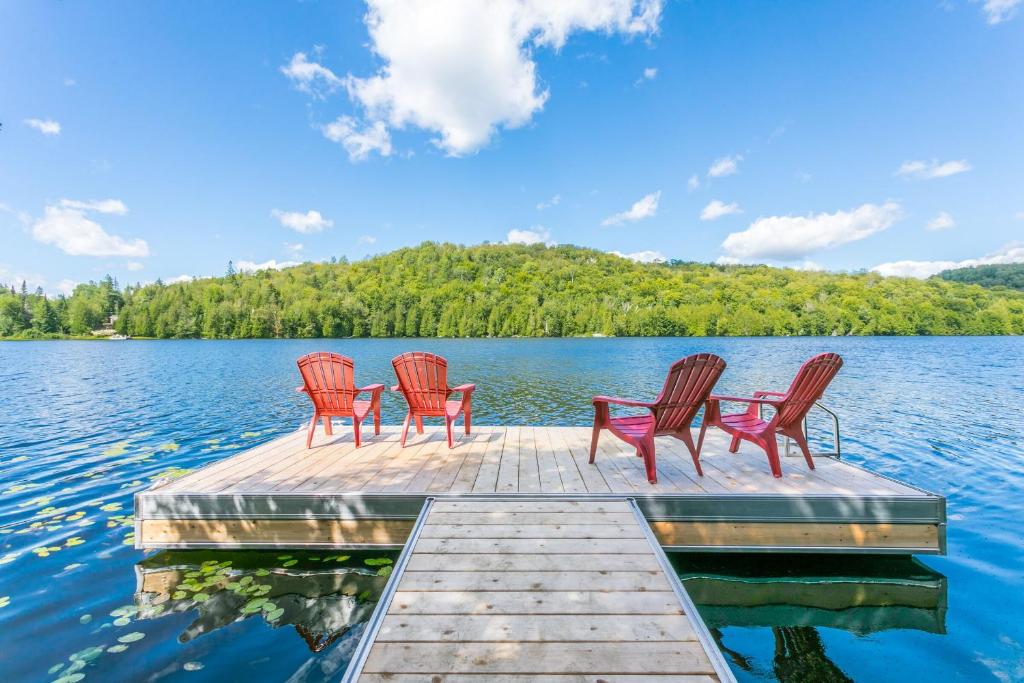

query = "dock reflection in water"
[674,554,947,682]
[133,550,398,679]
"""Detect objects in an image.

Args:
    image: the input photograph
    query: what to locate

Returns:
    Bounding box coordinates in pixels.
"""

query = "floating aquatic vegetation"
[98,503,122,512]
[157,442,180,452]
[102,441,132,457]
[65,537,85,547]
[240,431,261,438]
[363,557,393,567]
[106,644,129,654]
[183,661,204,671]
[4,482,37,494]
[149,467,192,481]
[117,632,145,644]
[0,595,10,608]
[33,546,63,557]
[0,552,20,564]
[10,455,29,463]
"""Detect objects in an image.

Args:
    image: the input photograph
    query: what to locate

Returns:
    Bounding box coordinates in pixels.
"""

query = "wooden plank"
[365,430,447,491]
[451,427,500,492]
[425,512,638,525]
[359,675,719,683]
[301,429,408,492]
[431,500,631,514]
[413,537,652,554]
[534,426,566,493]
[406,553,662,572]
[419,524,645,539]
[549,426,608,493]
[388,591,683,616]
[496,426,521,493]
[162,430,304,492]
[432,428,496,493]
[518,427,542,493]
[138,518,413,547]
[376,613,695,642]
[398,570,670,592]
[361,642,716,675]
[649,520,941,549]
[469,427,508,493]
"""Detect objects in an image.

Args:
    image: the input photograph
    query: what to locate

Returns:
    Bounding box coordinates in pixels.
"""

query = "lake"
[1,337,1022,681]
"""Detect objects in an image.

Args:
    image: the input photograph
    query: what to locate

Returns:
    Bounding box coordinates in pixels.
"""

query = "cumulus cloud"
[24,118,61,136]
[979,0,1021,24]
[602,191,660,226]
[872,244,1024,278]
[341,0,663,156]
[507,226,555,246]
[635,66,657,84]
[707,154,742,178]
[235,259,300,273]
[280,52,344,97]
[700,199,742,221]
[32,200,149,257]
[536,194,561,210]
[271,209,333,234]
[687,174,700,192]
[612,249,666,263]
[55,279,78,296]
[720,201,901,261]
[896,158,971,179]
[322,116,393,161]
[926,211,956,231]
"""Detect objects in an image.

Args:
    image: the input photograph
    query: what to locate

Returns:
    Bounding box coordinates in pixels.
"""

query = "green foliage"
[4,243,1024,339]
[937,263,1024,291]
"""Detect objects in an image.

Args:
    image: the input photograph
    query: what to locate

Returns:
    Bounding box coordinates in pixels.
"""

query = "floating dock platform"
[135,425,944,555]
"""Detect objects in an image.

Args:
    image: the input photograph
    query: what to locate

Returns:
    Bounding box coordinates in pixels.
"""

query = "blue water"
[1,338,1022,681]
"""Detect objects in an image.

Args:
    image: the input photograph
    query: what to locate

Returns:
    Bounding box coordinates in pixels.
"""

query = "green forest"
[938,263,1024,291]
[2,242,1023,339]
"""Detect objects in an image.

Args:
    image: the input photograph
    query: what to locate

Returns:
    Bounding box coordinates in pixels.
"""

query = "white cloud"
[926,211,956,231]
[166,274,196,284]
[55,279,78,296]
[271,209,333,234]
[536,194,561,210]
[322,116,393,161]
[342,0,663,156]
[872,244,1024,279]
[31,200,149,257]
[126,261,144,271]
[280,51,343,97]
[635,66,657,84]
[507,226,555,246]
[358,234,378,245]
[24,118,61,136]
[700,199,742,221]
[602,191,660,226]
[58,198,128,215]
[979,0,1021,24]
[687,174,700,192]
[235,259,300,273]
[721,201,901,261]
[284,242,304,255]
[707,154,742,178]
[612,249,666,263]
[896,158,972,179]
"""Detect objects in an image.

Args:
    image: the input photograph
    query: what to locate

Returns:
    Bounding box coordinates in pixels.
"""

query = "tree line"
[3,242,1023,339]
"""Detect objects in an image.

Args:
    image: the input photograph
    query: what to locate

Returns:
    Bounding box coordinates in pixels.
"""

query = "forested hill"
[937,263,1024,291]
[3,242,1024,339]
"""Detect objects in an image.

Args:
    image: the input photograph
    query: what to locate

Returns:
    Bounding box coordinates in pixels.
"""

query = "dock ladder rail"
[759,400,842,459]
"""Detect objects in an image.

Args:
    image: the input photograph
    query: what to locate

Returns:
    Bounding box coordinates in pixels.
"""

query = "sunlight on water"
[1,337,1022,681]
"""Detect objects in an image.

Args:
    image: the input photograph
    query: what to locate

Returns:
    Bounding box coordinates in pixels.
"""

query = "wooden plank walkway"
[344,498,734,682]
[136,425,946,554]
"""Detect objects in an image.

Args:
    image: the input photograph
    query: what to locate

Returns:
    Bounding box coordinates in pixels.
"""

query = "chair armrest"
[357,383,385,395]
[708,394,781,406]
[593,395,654,409]
[390,384,401,392]
[295,386,307,393]
[754,390,786,398]
[450,383,475,394]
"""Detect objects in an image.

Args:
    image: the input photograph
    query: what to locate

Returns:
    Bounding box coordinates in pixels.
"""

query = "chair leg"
[790,430,815,470]
[373,403,381,436]
[763,436,783,478]
[322,416,333,435]
[729,434,741,453]
[415,416,424,434]
[464,407,471,435]
[400,413,411,448]
[306,412,318,449]
[589,422,601,464]
[640,436,657,484]
[445,417,454,448]
[352,416,362,448]
[677,429,704,477]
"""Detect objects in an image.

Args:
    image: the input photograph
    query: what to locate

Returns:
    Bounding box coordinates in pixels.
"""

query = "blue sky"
[2,0,1023,294]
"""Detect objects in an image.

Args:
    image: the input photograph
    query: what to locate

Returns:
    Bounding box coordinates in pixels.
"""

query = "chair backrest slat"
[297,352,357,413]
[775,352,843,427]
[652,353,727,433]
[392,352,449,414]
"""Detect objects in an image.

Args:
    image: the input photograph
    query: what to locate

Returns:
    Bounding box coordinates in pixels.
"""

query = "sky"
[2,0,1023,295]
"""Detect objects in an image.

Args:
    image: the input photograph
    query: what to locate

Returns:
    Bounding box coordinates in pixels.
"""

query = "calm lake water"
[1,337,1022,682]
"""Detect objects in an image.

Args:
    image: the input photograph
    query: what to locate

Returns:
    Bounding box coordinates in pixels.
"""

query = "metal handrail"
[758,401,841,459]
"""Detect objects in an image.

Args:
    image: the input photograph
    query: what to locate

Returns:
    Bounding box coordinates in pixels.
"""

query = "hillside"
[3,242,1024,339]
[937,263,1024,291]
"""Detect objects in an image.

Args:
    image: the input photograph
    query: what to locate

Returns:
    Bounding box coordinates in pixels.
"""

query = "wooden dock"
[136,425,945,554]
[343,497,734,682]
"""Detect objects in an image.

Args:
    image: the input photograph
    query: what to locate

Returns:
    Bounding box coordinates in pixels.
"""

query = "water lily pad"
[47,663,64,674]
[282,559,298,567]
[265,608,284,622]
[65,537,85,547]
[183,661,204,671]
[157,443,180,452]
[0,596,10,608]
[70,645,105,661]
[52,673,85,683]
[376,566,393,578]
[192,593,210,603]
[364,557,393,567]
[107,644,128,654]
[172,590,186,600]
[117,632,145,644]
[113,617,131,627]
[79,614,92,624]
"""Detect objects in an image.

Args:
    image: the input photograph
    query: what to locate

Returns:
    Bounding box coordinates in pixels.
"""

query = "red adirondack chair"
[705,352,843,478]
[391,352,475,448]
[590,353,727,483]
[296,352,384,449]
